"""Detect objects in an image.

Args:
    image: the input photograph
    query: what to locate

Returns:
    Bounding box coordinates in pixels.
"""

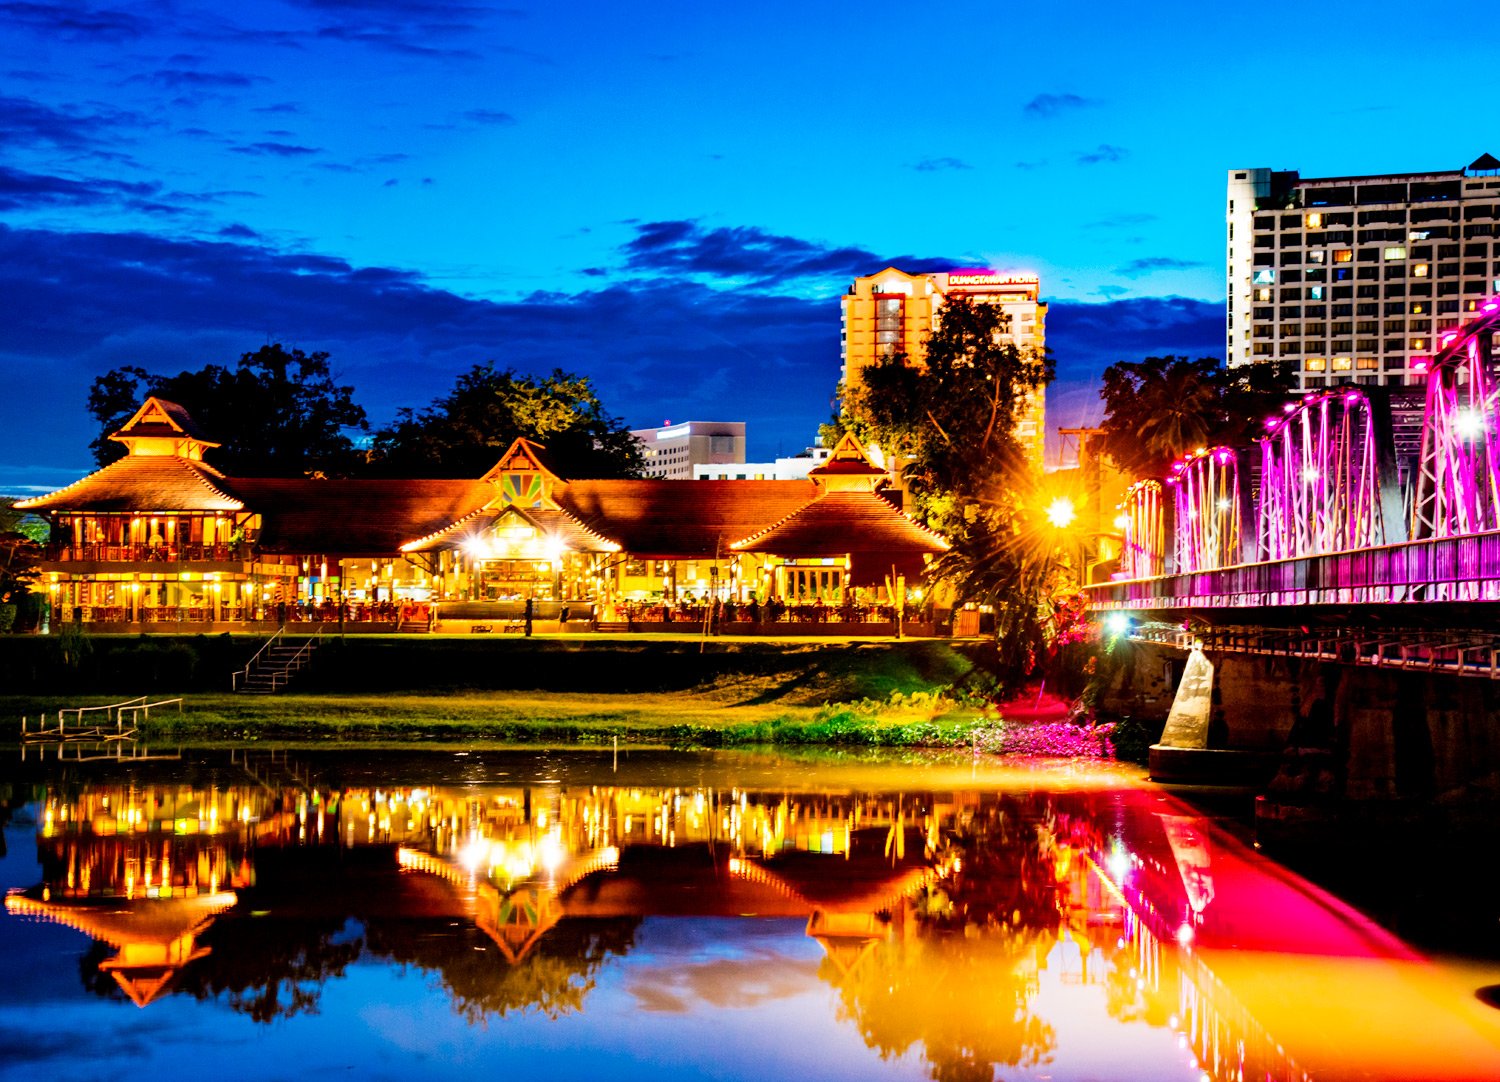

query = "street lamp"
[1045,496,1077,529]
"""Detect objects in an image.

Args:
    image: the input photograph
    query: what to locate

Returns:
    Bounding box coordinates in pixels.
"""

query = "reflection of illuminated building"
[7,766,1492,1082]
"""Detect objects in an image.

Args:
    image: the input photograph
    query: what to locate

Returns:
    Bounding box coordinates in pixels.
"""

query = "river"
[2,743,1498,1081]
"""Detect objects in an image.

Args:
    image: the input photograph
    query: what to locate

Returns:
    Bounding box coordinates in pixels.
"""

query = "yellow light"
[1045,497,1076,529]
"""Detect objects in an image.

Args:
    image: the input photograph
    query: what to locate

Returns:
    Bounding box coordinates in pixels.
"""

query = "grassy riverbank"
[3,689,986,746]
[0,634,1125,755]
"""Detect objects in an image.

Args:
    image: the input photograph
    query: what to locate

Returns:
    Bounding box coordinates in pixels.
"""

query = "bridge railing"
[1088,529,1500,609]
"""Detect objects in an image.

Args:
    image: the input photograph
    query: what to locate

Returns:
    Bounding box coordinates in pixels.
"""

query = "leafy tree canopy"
[87,345,368,477]
[366,363,644,479]
[834,296,1058,679]
[839,295,1054,534]
[1097,355,1296,481]
[0,497,44,609]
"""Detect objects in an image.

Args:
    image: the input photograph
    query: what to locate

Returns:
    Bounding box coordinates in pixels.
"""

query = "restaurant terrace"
[18,398,949,634]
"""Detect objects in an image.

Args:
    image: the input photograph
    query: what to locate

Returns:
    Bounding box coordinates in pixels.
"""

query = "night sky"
[3,0,1495,493]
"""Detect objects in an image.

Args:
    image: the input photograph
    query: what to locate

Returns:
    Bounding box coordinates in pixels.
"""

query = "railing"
[73,606,249,623]
[117,697,184,724]
[262,627,322,692]
[1088,529,1500,609]
[47,542,253,563]
[232,627,284,691]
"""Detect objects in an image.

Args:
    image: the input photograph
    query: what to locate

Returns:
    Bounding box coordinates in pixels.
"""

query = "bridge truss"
[1119,480,1164,580]
[1257,388,1402,561]
[1412,300,1500,539]
[1165,447,1242,573]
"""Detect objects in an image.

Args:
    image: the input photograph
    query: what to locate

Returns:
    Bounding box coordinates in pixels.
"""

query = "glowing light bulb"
[1045,497,1076,529]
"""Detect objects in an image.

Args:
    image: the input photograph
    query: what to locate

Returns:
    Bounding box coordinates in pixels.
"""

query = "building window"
[1334,249,1353,263]
[1332,357,1353,371]
[874,295,903,357]
[1413,262,1430,277]
[1383,246,1408,261]
[1306,212,1324,229]
[1356,357,1378,370]
[1306,357,1327,371]
[1252,268,1276,285]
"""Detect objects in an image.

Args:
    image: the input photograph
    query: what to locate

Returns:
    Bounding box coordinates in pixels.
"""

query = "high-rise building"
[1227,155,1500,390]
[840,267,1047,468]
[631,420,746,480]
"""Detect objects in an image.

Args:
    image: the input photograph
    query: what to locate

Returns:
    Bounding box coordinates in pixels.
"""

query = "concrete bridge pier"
[1099,640,1500,840]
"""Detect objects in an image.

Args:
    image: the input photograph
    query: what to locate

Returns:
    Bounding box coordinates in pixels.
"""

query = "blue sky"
[4,0,1498,491]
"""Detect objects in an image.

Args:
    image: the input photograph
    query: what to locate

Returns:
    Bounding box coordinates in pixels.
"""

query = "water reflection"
[3,749,1498,1082]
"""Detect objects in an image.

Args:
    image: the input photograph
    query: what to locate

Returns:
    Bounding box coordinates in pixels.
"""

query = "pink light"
[1345,392,1361,402]
[1176,923,1195,946]
[1484,302,1498,313]
[1442,333,1457,346]
[1217,450,1230,462]
[1282,402,1296,413]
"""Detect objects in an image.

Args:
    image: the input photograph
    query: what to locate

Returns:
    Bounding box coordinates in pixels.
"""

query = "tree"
[835,295,1057,680]
[0,498,44,633]
[87,345,369,476]
[1097,356,1297,481]
[366,363,645,479]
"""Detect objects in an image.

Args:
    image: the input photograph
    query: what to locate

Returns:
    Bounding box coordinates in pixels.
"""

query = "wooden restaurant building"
[19,398,948,632]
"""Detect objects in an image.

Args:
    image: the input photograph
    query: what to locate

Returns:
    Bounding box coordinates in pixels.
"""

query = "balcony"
[46,542,255,564]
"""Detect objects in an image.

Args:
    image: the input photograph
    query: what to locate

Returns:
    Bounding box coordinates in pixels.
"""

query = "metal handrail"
[233,627,284,690]
[58,696,147,725]
[118,698,185,724]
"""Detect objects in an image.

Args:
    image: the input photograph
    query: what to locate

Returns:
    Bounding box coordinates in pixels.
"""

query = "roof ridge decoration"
[399,502,620,554]
[109,396,220,461]
[479,437,561,510]
[808,432,888,493]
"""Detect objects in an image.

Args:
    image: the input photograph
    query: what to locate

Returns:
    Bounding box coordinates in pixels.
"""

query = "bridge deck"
[1088,529,1500,610]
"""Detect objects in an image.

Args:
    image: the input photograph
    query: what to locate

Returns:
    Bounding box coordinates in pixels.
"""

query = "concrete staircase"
[233,631,321,694]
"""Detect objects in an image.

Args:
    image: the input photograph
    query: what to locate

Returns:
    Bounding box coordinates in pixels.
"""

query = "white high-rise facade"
[1227,156,1500,389]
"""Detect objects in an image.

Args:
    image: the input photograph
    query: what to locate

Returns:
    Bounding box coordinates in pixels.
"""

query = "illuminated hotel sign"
[942,270,1038,286]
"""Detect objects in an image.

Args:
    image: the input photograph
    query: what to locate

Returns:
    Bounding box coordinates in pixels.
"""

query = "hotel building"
[839,267,1047,469]
[631,421,745,480]
[1227,155,1500,389]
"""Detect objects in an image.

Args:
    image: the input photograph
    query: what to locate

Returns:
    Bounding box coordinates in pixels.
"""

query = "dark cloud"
[300,0,510,14]
[136,69,266,89]
[1023,92,1095,117]
[0,224,839,472]
[253,101,303,114]
[462,108,516,126]
[622,219,959,287]
[1077,144,1128,165]
[0,219,1223,486]
[231,141,320,157]
[1085,212,1156,229]
[313,24,482,60]
[0,1,148,41]
[0,94,141,150]
[0,164,178,214]
[1014,159,1047,171]
[1116,256,1206,278]
[911,156,972,172]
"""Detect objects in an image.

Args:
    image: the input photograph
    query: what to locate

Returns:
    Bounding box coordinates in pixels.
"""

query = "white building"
[1227,155,1500,390]
[631,420,746,480]
[693,445,831,481]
